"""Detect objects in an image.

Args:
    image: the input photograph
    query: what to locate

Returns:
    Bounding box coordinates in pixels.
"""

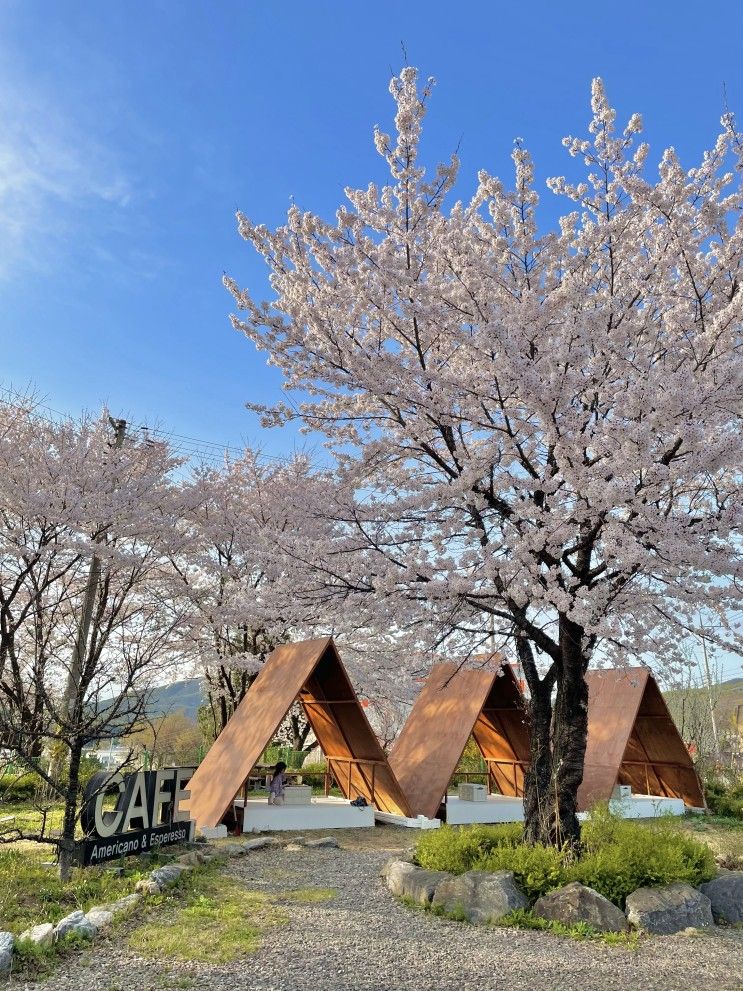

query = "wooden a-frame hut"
[389,661,530,821]
[186,637,412,830]
[578,667,705,811]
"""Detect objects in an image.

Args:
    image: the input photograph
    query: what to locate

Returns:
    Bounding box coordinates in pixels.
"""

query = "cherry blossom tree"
[226,68,743,846]
[173,452,339,738]
[0,400,187,876]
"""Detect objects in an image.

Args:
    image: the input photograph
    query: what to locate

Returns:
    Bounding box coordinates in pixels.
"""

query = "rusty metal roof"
[578,667,705,811]
[186,637,412,828]
[389,661,530,820]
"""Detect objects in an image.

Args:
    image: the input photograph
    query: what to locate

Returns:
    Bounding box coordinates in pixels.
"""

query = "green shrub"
[297,761,327,780]
[416,823,524,874]
[415,807,716,907]
[704,778,743,820]
[0,772,44,802]
[476,842,566,900]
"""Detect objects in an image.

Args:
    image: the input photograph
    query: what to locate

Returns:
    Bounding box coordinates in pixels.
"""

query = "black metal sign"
[78,766,196,866]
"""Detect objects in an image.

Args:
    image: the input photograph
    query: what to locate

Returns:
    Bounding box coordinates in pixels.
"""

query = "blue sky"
[1,1,740,678]
[2,0,741,456]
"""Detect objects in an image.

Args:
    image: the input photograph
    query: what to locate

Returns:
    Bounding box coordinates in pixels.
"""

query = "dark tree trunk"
[58,739,83,881]
[519,617,590,850]
[522,672,554,845]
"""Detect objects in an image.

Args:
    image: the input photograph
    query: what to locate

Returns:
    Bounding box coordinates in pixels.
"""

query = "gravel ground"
[13,831,743,991]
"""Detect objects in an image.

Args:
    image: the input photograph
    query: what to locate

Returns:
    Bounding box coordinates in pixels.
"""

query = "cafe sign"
[79,767,195,866]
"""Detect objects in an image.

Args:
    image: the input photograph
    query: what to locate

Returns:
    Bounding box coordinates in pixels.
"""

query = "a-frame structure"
[578,667,705,811]
[389,661,530,820]
[186,637,413,829]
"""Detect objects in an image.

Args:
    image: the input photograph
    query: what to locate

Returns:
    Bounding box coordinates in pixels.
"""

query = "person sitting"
[267,761,288,805]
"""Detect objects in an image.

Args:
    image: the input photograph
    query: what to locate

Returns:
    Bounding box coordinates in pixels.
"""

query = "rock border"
[382,859,739,938]
[1,833,339,979]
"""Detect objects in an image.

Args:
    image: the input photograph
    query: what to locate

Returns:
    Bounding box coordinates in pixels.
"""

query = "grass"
[276,887,336,903]
[499,908,643,948]
[127,867,288,963]
[678,813,743,868]
[0,846,147,933]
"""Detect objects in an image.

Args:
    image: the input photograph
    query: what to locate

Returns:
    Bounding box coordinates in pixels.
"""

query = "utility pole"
[48,417,127,788]
[697,612,720,758]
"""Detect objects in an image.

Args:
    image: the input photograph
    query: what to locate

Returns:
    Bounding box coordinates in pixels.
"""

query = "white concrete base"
[199,824,228,839]
[236,796,374,831]
[445,795,525,824]
[374,811,441,829]
[607,794,686,819]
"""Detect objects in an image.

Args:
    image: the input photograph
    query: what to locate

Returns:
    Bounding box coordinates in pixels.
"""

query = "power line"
[0,383,324,470]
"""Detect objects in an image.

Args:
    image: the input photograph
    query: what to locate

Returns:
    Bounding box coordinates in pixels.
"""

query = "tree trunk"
[522,675,554,845]
[58,740,83,881]
[520,618,590,850]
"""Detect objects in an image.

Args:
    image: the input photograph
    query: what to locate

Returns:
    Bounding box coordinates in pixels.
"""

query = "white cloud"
[0,72,134,279]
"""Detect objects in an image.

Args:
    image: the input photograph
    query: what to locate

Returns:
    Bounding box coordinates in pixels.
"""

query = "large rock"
[54,910,95,941]
[150,864,186,888]
[432,870,529,924]
[400,868,452,906]
[220,843,247,857]
[177,851,203,867]
[85,908,114,932]
[18,923,55,948]
[243,836,280,851]
[382,859,417,897]
[0,933,14,976]
[135,879,161,896]
[305,837,339,849]
[533,882,628,933]
[91,893,141,917]
[699,872,743,924]
[625,883,713,934]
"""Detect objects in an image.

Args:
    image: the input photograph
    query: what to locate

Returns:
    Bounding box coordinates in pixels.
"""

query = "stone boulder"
[243,836,280,851]
[90,893,141,919]
[0,933,13,977]
[400,868,452,906]
[625,883,713,934]
[220,843,248,857]
[18,923,55,948]
[135,879,161,896]
[699,872,743,924]
[305,837,339,849]
[85,908,114,932]
[177,851,202,867]
[382,859,418,897]
[432,870,529,924]
[54,910,95,941]
[150,864,186,888]
[533,882,628,933]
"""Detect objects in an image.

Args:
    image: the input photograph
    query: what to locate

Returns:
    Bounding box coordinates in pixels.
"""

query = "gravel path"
[15,836,743,991]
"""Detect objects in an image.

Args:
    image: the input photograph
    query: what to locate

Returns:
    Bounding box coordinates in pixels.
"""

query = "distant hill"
[147,678,204,722]
[664,675,743,753]
[144,672,743,736]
